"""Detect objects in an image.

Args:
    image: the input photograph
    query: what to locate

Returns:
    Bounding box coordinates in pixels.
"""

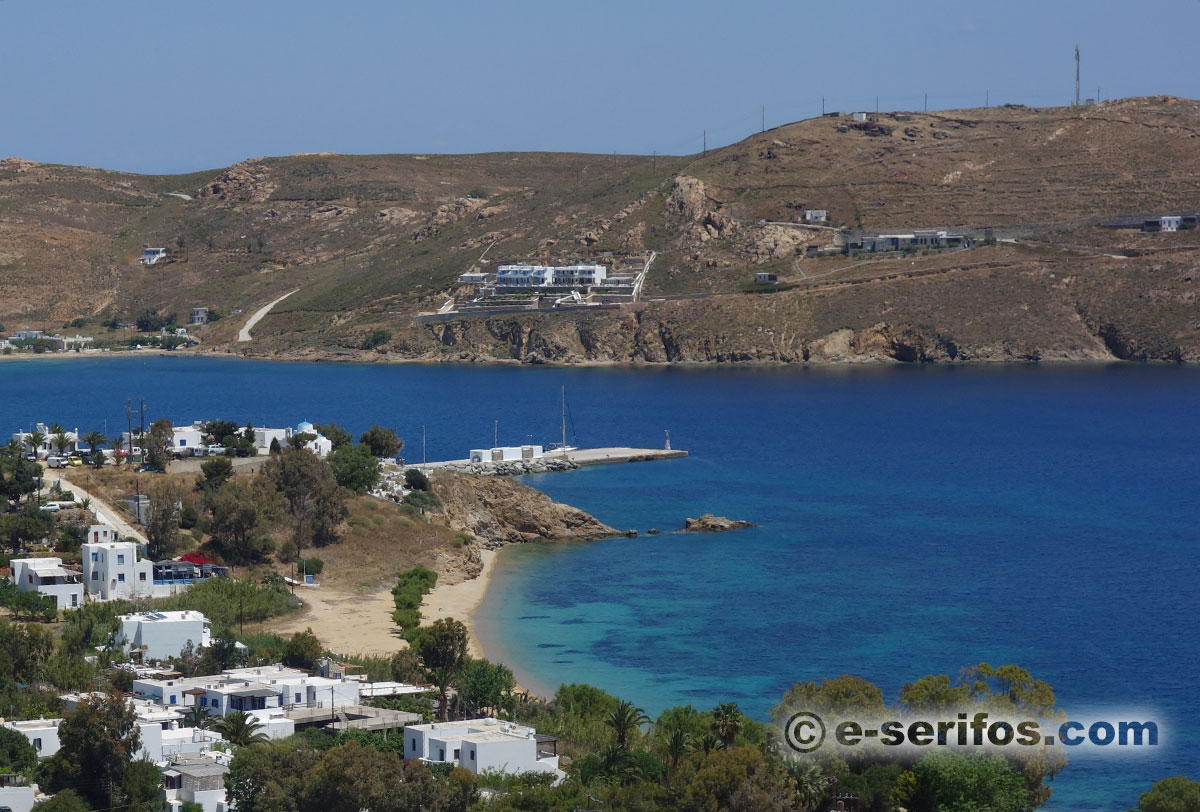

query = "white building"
[0,780,41,812]
[458,272,488,285]
[190,308,210,325]
[133,664,357,720]
[804,209,828,223]
[116,610,212,660]
[83,535,155,600]
[1161,215,1182,232]
[468,445,544,464]
[163,756,230,812]
[8,558,83,611]
[551,264,607,286]
[290,422,332,457]
[252,427,290,453]
[495,264,608,289]
[404,718,562,779]
[139,247,168,265]
[11,423,82,458]
[1,718,63,759]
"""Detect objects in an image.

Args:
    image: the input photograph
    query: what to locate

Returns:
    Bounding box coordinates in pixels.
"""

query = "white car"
[46,456,66,468]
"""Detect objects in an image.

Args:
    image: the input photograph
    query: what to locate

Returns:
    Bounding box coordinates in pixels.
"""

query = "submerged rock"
[682,513,756,533]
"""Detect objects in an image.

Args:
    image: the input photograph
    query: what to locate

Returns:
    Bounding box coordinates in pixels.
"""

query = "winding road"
[238,289,299,342]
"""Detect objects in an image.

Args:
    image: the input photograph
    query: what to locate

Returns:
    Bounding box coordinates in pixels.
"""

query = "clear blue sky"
[2,0,1196,174]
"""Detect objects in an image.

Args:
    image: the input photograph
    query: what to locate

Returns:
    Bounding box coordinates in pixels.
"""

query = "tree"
[135,308,169,332]
[227,742,320,812]
[606,699,650,750]
[660,726,693,769]
[901,752,1031,812]
[26,429,46,459]
[269,437,282,455]
[712,702,744,749]
[360,329,392,351]
[458,658,514,718]
[416,618,469,722]
[389,648,425,684]
[145,480,182,560]
[0,725,38,774]
[198,456,234,492]
[1132,776,1200,812]
[50,425,71,457]
[145,418,174,469]
[217,711,270,748]
[282,628,323,670]
[261,447,346,556]
[82,430,107,466]
[404,468,430,491]
[31,790,90,812]
[0,505,54,555]
[204,475,284,564]
[182,704,214,730]
[327,443,380,493]
[359,425,402,458]
[46,693,141,806]
[121,757,167,812]
[314,423,353,451]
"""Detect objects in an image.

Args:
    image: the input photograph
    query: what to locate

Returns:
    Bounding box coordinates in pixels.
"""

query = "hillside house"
[754,272,779,284]
[190,308,210,324]
[405,718,563,779]
[11,424,82,458]
[139,247,168,265]
[8,558,83,610]
[117,610,212,660]
[1,718,63,759]
[163,757,230,812]
[804,209,828,223]
[83,536,154,599]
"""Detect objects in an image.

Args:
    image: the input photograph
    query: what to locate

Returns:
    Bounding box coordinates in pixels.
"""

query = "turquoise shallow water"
[2,357,1198,809]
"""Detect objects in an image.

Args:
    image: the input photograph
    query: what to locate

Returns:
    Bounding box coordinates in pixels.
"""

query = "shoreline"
[420,548,500,661]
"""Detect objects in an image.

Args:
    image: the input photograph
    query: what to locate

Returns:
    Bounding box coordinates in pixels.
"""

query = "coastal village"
[0,410,701,812]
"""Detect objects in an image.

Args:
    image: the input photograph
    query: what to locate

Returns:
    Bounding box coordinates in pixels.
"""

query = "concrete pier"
[420,446,687,473]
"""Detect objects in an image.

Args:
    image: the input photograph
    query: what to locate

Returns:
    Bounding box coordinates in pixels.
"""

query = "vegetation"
[327,442,381,493]
[1130,776,1200,812]
[360,328,392,350]
[359,425,402,458]
[261,446,348,556]
[156,575,300,630]
[391,566,438,630]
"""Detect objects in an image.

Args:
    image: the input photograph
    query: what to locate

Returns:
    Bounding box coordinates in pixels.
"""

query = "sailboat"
[548,386,578,456]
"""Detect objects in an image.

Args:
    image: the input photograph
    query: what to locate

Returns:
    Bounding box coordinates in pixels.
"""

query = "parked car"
[46,456,66,468]
[137,464,164,474]
[41,503,60,513]
[205,445,227,456]
[67,455,83,467]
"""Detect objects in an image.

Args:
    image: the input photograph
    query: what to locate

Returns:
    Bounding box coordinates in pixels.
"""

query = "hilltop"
[2,96,1199,363]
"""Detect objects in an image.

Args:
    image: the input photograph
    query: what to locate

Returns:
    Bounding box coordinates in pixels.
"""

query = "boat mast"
[561,386,567,456]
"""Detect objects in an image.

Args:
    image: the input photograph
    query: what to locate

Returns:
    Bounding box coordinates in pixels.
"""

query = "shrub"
[298,557,324,575]
[156,577,299,630]
[360,329,392,351]
[403,490,441,511]
[403,468,430,491]
[392,567,438,630]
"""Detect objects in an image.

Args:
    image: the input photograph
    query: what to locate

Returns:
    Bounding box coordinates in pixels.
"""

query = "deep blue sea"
[3,356,1198,810]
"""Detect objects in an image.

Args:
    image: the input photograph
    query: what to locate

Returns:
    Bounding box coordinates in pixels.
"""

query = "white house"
[551,264,607,286]
[11,424,82,458]
[496,264,608,290]
[139,247,168,265]
[116,610,212,660]
[133,664,357,721]
[404,718,562,779]
[8,558,83,611]
[252,427,290,454]
[290,422,332,457]
[468,445,544,464]
[1,718,62,759]
[458,272,488,285]
[804,209,828,223]
[1161,215,1182,232]
[0,780,41,812]
[163,756,230,812]
[82,536,155,600]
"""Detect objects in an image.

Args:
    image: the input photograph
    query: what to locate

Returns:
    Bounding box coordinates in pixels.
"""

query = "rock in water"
[682,513,756,533]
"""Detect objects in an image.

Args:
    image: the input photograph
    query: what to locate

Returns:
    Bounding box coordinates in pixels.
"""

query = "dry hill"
[2,96,1198,363]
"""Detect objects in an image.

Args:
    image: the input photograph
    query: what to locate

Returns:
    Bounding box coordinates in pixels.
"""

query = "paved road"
[238,289,299,342]
[43,467,147,543]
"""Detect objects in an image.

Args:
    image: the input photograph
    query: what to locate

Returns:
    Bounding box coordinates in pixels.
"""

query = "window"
[27,575,33,584]
[139,572,146,581]
[33,738,42,751]
[453,748,460,760]
[295,693,301,703]
[71,594,78,607]
[469,749,475,760]
[180,439,186,446]
[91,571,98,581]
[91,551,98,561]
[169,695,177,704]
[117,554,125,564]
[201,698,207,707]
[118,574,125,583]
[411,739,417,751]
[212,699,219,709]
[438,748,445,761]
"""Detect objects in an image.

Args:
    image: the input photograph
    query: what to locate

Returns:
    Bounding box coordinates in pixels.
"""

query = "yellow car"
[67,455,83,467]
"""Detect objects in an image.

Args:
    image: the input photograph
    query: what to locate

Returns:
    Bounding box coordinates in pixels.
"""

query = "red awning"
[178,552,210,565]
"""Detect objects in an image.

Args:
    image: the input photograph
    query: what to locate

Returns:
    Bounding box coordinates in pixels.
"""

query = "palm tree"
[785,758,827,812]
[660,726,693,768]
[27,430,46,459]
[82,431,107,467]
[182,705,213,729]
[697,732,721,754]
[605,699,649,750]
[711,702,744,748]
[216,711,269,747]
[50,428,70,458]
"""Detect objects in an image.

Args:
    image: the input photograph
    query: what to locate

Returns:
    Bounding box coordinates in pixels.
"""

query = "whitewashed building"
[139,248,168,265]
[290,422,332,457]
[133,664,357,721]
[1,718,63,759]
[83,536,154,599]
[116,610,212,660]
[468,445,544,463]
[8,558,83,611]
[163,756,230,812]
[405,718,563,779]
[0,780,41,812]
[11,424,82,458]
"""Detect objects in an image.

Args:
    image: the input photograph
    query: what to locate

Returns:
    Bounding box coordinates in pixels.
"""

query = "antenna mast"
[560,386,567,457]
[1080,44,1089,106]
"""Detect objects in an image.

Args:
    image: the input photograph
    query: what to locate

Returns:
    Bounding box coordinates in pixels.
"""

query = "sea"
[3,355,1198,810]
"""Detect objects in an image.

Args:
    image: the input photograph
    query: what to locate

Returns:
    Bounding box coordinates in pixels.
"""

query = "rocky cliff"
[431,471,617,547]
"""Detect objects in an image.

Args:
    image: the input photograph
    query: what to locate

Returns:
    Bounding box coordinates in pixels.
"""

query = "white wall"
[83,539,155,601]
[119,615,211,660]
[2,720,61,759]
[0,785,38,812]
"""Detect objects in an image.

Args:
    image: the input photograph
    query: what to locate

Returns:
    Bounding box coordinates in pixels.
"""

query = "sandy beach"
[420,548,498,659]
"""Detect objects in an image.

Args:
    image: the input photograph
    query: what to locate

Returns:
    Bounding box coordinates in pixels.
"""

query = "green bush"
[298,557,324,575]
[157,577,299,630]
[360,329,392,351]
[403,468,430,491]
[402,490,441,511]
[392,567,437,629]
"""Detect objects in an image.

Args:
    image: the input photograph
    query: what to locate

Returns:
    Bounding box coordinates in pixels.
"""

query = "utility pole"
[493,419,498,449]
[761,105,765,132]
[924,92,928,112]
[1080,44,1089,106]
[702,130,706,155]
[875,95,879,113]
[652,150,657,173]
[986,89,989,108]
[821,96,825,115]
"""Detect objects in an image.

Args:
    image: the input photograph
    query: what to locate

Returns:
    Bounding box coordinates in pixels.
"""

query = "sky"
[2,0,1197,174]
